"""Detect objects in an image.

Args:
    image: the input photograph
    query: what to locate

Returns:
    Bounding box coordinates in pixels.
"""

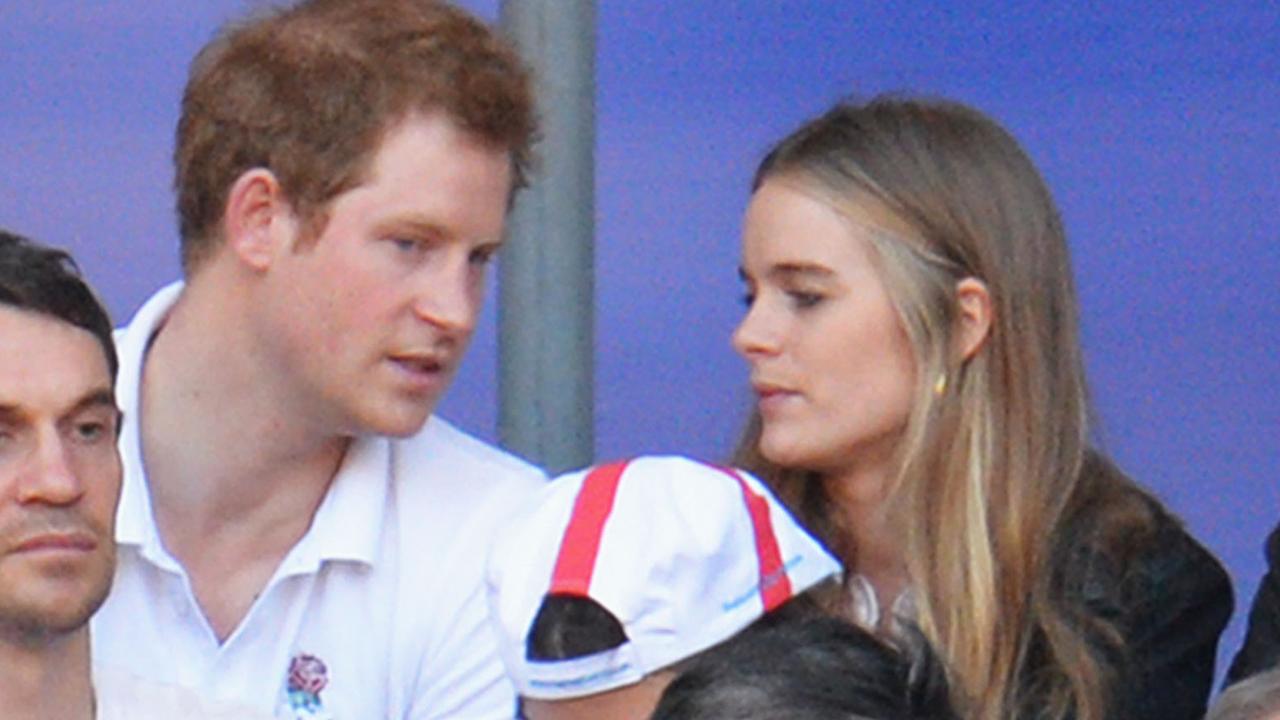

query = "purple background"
[2,0,1276,686]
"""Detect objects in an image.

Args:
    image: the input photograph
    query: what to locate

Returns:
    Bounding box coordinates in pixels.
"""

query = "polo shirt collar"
[300,434,388,567]
[114,282,183,556]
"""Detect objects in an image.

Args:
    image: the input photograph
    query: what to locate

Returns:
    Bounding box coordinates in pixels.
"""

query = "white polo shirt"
[94,665,273,719]
[91,283,546,719]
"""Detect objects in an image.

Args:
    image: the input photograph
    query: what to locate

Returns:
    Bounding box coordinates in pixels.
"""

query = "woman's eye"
[788,290,824,309]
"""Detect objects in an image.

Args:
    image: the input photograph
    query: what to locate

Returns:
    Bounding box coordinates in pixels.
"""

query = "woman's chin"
[759,434,819,471]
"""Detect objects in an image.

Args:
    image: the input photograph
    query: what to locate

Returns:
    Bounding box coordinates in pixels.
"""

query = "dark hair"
[526,589,826,665]
[0,230,116,380]
[652,617,958,720]
[526,594,629,661]
[175,0,536,272]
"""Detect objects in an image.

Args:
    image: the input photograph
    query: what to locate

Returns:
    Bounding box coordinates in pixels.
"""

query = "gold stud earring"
[933,373,948,396]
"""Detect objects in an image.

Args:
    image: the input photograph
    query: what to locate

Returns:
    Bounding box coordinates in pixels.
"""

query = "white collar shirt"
[94,665,274,720]
[91,282,546,719]
[844,573,917,637]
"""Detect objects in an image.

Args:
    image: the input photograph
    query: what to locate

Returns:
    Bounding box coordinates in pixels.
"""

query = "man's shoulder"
[380,418,547,610]
[386,416,547,527]
[392,415,545,487]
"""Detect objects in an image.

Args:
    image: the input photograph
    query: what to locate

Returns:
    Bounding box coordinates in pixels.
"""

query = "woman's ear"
[953,277,992,361]
[223,168,291,272]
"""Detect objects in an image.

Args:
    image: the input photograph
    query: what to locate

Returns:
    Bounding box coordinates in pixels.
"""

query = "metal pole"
[498,0,596,474]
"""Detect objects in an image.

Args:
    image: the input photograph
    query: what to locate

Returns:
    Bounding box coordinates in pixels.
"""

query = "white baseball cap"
[486,455,841,700]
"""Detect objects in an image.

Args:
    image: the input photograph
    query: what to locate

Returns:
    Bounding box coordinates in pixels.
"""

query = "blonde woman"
[731,96,1232,720]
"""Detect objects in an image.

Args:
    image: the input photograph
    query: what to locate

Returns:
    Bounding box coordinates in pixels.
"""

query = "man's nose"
[411,260,481,337]
[17,431,85,506]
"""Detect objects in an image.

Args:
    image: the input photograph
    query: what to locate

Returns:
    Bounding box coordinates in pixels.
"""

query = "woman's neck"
[822,461,910,621]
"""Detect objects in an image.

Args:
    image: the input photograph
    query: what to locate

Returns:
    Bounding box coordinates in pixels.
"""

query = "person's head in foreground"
[731,94,1225,720]
[652,615,958,720]
[486,455,843,720]
[173,0,536,437]
[1207,667,1280,720]
[0,230,120,718]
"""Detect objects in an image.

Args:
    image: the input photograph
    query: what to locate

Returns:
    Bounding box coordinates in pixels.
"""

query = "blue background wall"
[2,0,1276,685]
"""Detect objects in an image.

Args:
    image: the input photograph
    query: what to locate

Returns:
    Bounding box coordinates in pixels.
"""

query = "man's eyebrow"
[377,215,477,245]
[381,216,447,236]
[391,213,448,230]
[0,404,23,423]
[376,216,506,249]
[0,389,113,426]
[66,388,117,416]
[54,389,119,427]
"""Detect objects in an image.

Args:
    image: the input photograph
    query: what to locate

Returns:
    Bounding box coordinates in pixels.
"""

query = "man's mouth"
[12,531,98,555]
[388,353,450,391]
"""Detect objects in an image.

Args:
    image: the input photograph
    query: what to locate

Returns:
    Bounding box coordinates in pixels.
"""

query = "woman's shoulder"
[1056,452,1232,639]
[1052,453,1234,719]
[1113,508,1232,618]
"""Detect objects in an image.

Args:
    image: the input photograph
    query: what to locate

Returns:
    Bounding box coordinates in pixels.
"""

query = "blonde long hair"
[734,96,1150,720]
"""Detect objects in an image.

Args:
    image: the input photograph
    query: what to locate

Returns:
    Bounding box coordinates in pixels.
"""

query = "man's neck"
[135,280,348,641]
[139,280,349,524]
[0,629,94,720]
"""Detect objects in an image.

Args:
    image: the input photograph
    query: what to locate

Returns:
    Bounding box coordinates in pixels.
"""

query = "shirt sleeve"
[1225,522,1280,685]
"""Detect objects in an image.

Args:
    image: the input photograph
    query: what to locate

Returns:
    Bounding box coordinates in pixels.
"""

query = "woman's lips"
[753,382,800,414]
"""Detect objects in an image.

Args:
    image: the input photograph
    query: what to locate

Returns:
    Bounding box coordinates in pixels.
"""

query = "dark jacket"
[1097,513,1234,719]
[1020,462,1234,720]
[1225,522,1280,684]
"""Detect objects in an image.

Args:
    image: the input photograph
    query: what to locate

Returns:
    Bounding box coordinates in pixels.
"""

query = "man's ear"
[954,277,992,361]
[223,168,291,272]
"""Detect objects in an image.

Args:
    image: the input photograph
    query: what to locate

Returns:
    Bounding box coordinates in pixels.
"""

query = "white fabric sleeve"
[405,575,518,720]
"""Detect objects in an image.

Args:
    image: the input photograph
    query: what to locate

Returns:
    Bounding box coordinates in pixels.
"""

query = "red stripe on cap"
[716,465,793,611]
[548,460,630,596]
